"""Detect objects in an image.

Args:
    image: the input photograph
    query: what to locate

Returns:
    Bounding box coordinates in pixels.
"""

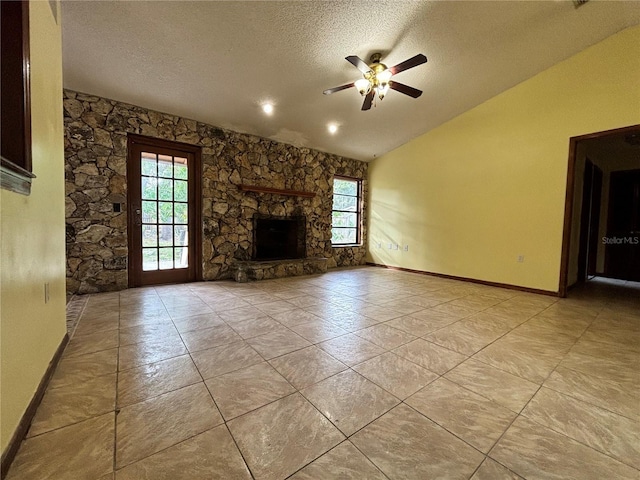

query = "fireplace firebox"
[252,215,306,261]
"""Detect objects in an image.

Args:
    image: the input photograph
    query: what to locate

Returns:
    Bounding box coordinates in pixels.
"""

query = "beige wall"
[368,25,640,293]
[1,0,67,453]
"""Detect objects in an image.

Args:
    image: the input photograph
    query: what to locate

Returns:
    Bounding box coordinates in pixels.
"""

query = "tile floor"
[7,267,640,480]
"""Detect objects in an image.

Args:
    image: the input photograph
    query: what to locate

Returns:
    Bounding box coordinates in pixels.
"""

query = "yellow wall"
[368,26,640,293]
[1,0,66,453]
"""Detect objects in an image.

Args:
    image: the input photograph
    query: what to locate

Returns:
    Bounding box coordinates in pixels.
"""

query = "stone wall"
[64,90,368,294]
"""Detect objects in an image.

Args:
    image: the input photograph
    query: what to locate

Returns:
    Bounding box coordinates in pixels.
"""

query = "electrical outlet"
[517,255,525,263]
[403,245,409,252]
[44,283,50,303]
[376,242,381,249]
[388,243,393,249]
[393,244,399,250]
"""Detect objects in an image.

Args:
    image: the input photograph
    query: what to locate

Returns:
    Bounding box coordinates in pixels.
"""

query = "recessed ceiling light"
[262,103,274,115]
[328,123,338,134]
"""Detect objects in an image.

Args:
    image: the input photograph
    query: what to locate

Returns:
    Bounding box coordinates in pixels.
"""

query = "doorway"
[605,169,640,281]
[559,125,640,296]
[127,134,202,287]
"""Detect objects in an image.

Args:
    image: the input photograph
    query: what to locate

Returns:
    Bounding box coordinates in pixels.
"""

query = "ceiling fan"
[323,53,427,111]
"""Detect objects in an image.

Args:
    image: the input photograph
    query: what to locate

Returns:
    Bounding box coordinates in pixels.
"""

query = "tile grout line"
[480,300,624,474]
[191,336,259,480]
[25,273,637,479]
[511,306,640,470]
[112,292,123,474]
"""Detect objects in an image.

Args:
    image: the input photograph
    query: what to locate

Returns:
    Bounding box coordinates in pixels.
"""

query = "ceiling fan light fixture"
[377,69,392,87]
[376,84,390,100]
[323,52,427,110]
[375,69,392,100]
[355,78,372,96]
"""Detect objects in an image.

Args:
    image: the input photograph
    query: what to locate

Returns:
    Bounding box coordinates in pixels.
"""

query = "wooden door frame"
[576,159,603,282]
[558,124,640,297]
[586,164,603,278]
[126,134,203,287]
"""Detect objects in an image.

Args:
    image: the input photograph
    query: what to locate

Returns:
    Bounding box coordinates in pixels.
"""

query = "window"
[332,177,361,245]
[1,0,34,195]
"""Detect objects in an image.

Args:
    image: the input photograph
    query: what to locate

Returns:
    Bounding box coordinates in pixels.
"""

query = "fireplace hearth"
[253,215,306,261]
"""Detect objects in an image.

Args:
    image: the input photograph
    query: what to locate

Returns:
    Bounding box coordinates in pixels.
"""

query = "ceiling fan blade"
[323,83,355,95]
[346,55,372,74]
[389,81,423,98]
[361,90,375,111]
[389,53,427,75]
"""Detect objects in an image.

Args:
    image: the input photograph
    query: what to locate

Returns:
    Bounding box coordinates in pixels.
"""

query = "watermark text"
[602,236,639,245]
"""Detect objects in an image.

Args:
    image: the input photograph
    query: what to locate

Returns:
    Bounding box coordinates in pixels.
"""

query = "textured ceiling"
[61,1,640,161]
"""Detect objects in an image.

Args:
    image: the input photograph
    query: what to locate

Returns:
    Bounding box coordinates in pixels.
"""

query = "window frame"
[331,175,362,247]
[1,0,34,195]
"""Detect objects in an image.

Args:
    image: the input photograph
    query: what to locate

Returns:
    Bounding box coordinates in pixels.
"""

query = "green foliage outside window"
[140,155,190,271]
[331,177,360,245]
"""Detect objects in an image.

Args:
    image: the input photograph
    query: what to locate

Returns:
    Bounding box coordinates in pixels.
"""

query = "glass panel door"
[140,152,190,272]
[127,136,200,287]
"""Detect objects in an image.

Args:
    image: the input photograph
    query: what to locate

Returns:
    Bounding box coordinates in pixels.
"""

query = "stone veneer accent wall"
[64,90,367,294]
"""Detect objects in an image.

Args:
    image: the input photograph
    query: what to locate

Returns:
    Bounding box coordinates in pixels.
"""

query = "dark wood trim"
[193,150,203,284]
[587,165,603,277]
[564,124,640,142]
[126,134,203,287]
[126,138,137,287]
[366,262,558,297]
[0,155,36,195]
[0,0,32,185]
[0,156,36,179]
[577,158,594,283]
[1,333,69,479]
[127,134,203,152]
[558,137,578,298]
[332,175,363,246]
[558,124,640,297]
[20,0,31,173]
[567,280,578,291]
[334,174,362,181]
[238,184,316,198]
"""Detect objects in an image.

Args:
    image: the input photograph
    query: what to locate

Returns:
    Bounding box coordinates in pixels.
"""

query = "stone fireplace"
[63,89,368,293]
[253,215,306,261]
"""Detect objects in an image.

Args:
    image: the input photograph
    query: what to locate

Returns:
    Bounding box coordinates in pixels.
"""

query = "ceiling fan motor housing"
[369,53,383,64]
[365,55,391,99]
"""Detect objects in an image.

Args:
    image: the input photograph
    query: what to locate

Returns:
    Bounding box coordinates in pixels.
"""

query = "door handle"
[134,207,142,226]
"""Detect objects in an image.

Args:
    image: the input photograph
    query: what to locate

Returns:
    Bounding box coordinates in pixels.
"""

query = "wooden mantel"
[238,184,316,198]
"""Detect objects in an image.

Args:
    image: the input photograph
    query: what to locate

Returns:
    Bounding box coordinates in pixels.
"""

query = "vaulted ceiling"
[62,1,640,161]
